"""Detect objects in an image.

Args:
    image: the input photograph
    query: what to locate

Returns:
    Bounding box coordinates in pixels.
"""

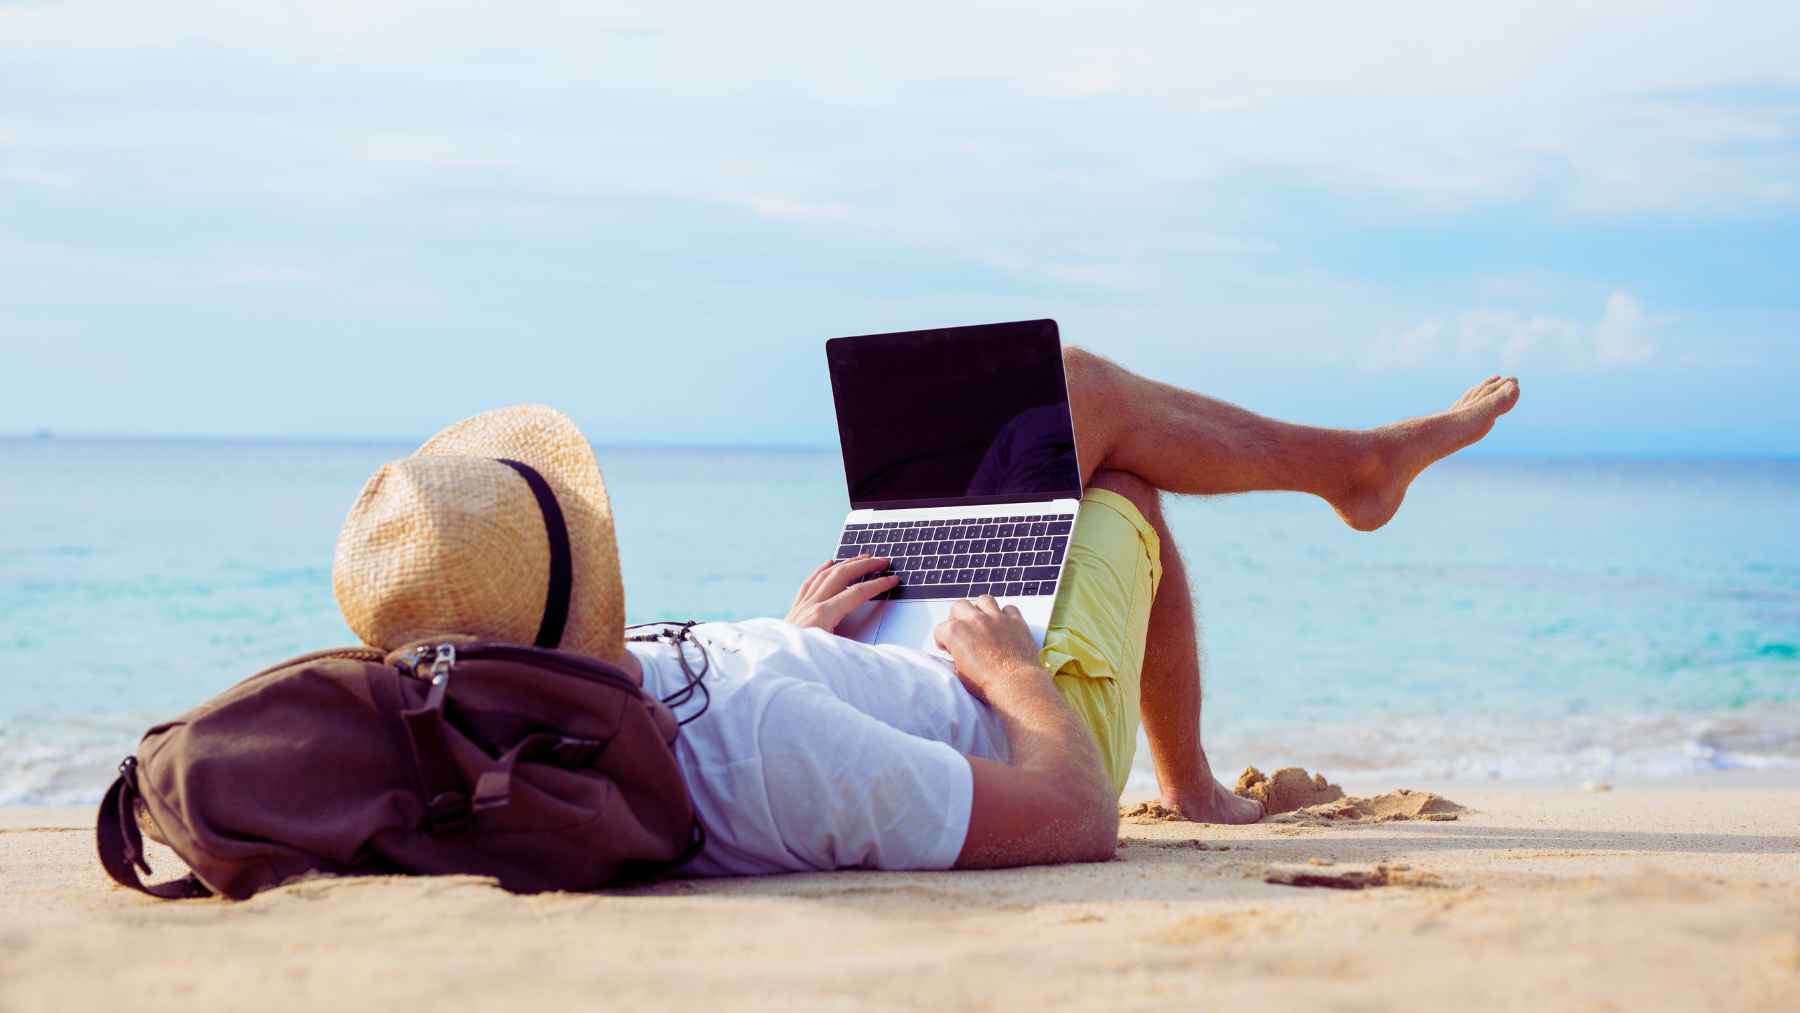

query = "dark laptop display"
[826,320,1082,510]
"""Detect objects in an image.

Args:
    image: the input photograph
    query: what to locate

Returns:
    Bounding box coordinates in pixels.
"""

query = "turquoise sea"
[3,436,1798,804]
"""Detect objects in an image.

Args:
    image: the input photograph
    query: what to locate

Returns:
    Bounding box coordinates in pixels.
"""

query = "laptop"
[824,319,1083,656]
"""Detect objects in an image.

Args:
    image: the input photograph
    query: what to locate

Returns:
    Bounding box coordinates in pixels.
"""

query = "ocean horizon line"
[5,430,1800,463]
[2,431,839,453]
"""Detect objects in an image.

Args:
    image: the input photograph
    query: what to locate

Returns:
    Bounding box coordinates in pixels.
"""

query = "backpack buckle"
[424,791,474,834]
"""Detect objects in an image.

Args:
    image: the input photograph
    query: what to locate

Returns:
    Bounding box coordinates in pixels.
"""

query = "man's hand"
[784,555,898,634]
[932,596,1046,703]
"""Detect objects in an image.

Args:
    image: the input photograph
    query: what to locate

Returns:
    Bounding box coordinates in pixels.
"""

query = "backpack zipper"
[424,643,455,709]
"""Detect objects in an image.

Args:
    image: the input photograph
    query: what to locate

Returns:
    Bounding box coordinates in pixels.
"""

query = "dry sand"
[4,772,1798,1012]
[1235,764,1347,814]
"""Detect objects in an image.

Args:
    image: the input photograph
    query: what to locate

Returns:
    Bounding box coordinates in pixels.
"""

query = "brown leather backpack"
[96,635,701,900]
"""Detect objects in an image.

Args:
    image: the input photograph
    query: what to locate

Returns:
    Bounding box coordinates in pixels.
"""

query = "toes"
[1475,376,1511,402]
[1456,375,1505,410]
[1474,377,1521,417]
[1496,377,1520,409]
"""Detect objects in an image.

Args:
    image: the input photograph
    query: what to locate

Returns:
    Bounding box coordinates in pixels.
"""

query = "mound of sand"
[1280,788,1466,824]
[1118,801,1185,823]
[1234,766,1345,815]
[1231,767,1465,824]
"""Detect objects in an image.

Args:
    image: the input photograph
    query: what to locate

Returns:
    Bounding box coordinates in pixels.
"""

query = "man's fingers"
[815,555,889,597]
[820,573,899,626]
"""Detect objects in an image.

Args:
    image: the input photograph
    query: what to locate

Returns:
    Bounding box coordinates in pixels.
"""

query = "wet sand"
[3,772,1797,1012]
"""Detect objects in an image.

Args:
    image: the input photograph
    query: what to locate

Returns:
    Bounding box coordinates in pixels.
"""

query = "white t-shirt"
[626,618,1011,877]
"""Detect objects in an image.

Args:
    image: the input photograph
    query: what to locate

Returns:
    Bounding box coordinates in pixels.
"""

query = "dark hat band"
[494,458,572,649]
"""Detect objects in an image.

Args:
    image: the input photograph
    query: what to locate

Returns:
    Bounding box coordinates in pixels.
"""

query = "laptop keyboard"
[834,511,1078,601]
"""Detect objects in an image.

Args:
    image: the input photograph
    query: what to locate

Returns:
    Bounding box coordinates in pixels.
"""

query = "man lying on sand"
[334,348,1519,874]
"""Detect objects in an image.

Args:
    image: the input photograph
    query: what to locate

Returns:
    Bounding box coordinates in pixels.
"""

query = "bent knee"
[1086,468,1161,519]
[1063,344,1100,375]
[1062,345,1117,398]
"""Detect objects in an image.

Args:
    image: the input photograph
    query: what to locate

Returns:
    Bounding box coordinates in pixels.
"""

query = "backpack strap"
[95,757,211,900]
[471,732,609,813]
[401,648,476,834]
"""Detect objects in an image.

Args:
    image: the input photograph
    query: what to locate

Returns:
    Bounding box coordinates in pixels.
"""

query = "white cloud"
[1454,311,1584,369]
[1594,292,1654,365]
[1369,291,1658,371]
[1369,318,1446,370]
[737,194,853,223]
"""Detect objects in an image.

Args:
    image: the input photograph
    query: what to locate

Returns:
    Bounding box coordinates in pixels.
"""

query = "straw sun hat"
[332,405,625,664]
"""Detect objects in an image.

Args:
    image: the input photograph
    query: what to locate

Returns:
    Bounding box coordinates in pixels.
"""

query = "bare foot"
[1332,375,1520,531]
[1160,778,1266,825]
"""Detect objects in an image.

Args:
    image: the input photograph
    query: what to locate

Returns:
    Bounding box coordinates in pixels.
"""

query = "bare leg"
[1087,471,1262,823]
[1064,347,1520,530]
[1063,347,1520,821]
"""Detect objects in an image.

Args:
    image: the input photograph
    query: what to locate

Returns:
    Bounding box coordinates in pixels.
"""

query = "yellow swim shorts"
[1040,486,1162,797]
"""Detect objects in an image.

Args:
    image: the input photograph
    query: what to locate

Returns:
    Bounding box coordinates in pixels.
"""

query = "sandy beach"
[3,772,1796,1012]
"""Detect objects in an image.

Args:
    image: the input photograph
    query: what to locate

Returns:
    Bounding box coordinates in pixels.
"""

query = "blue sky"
[2,1,1797,454]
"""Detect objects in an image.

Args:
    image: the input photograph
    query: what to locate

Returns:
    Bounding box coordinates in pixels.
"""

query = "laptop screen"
[826,319,1083,510]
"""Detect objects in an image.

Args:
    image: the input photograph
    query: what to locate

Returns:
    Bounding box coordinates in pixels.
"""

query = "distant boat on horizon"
[32,428,53,439]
